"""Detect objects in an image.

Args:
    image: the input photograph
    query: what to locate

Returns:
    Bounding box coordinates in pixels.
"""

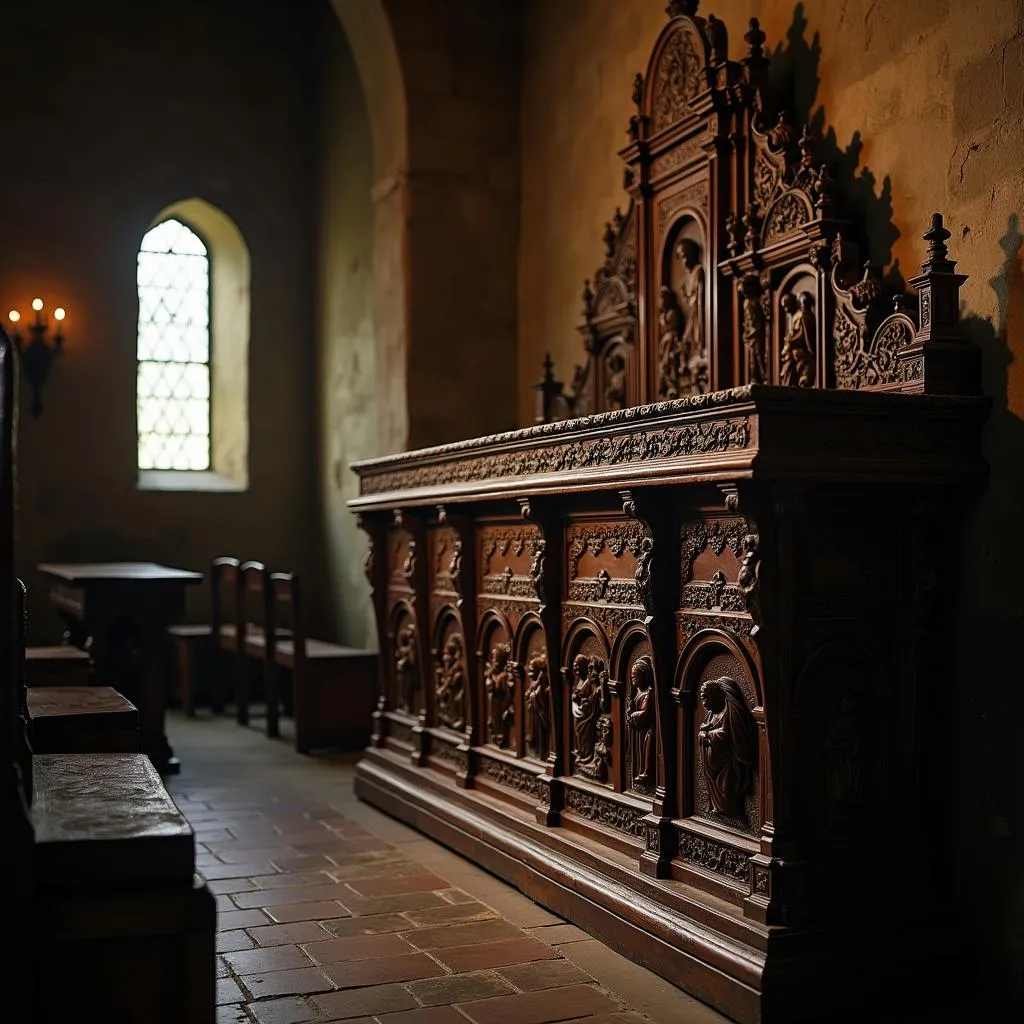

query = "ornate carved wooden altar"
[349,5,988,1021]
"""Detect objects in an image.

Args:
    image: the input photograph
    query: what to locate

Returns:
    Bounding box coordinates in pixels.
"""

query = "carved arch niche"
[477,609,515,753]
[561,620,614,787]
[514,612,551,763]
[432,607,469,738]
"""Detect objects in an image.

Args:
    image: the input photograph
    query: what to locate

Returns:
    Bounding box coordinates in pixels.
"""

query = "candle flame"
[31,298,43,311]
[8,310,20,323]
[54,307,66,321]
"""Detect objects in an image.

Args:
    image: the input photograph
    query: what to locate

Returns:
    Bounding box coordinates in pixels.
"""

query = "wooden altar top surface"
[349,385,988,511]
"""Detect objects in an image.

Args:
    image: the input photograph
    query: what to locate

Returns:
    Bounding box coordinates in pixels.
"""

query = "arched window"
[136,198,250,491]
[137,217,211,471]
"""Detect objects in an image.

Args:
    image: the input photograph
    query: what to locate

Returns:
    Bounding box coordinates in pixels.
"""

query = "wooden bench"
[27,685,138,754]
[0,325,214,1021]
[25,643,91,686]
[264,570,378,752]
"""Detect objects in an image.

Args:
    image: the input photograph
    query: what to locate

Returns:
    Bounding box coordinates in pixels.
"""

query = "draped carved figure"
[780,291,816,387]
[571,653,611,780]
[524,653,551,760]
[484,642,514,747]
[627,655,656,791]
[394,624,418,713]
[698,675,756,817]
[435,633,467,732]
[676,237,707,392]
[657,286,684,398]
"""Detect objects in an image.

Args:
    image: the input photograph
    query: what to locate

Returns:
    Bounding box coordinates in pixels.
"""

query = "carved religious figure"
[657,286,683,398]
[741,275,768,384]
[737,533,761,630]
[627,655,656,790]
[394,623,418,713]
[675,237,706,379]
[780,291,816,387]
[571,654,611,778]
[524,653,551,760]
[604,352,627,410]
[529,538,546,605]
[484,642,515,747]
[698,676,756,818]
[435,633,466,732]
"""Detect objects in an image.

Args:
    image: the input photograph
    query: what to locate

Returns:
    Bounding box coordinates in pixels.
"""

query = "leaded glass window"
[136,218,211,470]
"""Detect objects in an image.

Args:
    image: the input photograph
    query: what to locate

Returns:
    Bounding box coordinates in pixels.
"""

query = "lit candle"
[31,297,43,326]
[54,307,66,322]
[7,310,20,323]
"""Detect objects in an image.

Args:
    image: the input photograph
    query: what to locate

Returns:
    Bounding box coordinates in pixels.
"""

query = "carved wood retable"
[348,5,988,1022]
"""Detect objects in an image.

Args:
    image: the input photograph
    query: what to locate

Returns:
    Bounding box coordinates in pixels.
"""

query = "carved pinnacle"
[744,17,766,61]
[922,212,953,270]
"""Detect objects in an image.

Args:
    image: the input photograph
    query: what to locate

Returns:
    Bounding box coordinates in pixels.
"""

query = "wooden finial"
[922,212,952,270]
[744,17,766,61]
[666,0,699,18]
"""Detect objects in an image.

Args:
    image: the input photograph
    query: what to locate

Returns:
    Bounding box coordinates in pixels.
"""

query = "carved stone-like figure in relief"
[435,633,467,732]
[676,237,706,382]
[698,675,756,817]
[657,286,683,398]
[604,352,627,410]
[627,655,656,790]
[737,532,761,630]
[741,275,768,385]
[571,654,611,780]
[484,642,514,747]
[394,624,418,713]
[524,653,551,760]
[780,291,816,387]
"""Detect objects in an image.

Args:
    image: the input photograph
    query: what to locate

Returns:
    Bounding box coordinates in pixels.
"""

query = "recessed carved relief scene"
[625,649,656,795]
[433,622,467,734]
[691,651,759,835]
[566,630,614,785]
[391,611,419,716]
[480,616,515,750]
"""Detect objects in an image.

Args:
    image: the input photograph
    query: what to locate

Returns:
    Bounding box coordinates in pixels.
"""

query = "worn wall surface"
[315,7,378,647]
[0,0,318,640]
[519,0,1024,1005]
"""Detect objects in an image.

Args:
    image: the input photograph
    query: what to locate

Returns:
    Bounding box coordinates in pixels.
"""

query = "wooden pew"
[264,570,377,752]
[0,325,215,1021]
[24,644,91,686]
[166,554,241,716]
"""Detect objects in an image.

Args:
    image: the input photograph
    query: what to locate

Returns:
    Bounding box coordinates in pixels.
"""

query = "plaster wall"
[518,0,1024,1004]
[0,0,318,640]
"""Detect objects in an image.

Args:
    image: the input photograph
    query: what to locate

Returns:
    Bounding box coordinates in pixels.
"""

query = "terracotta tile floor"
[165,711,728,1024]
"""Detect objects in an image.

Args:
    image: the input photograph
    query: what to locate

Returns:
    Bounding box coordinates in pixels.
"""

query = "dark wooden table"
[37,561,203,775]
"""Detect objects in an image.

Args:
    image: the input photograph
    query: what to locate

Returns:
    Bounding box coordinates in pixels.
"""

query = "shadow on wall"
[954,214,1024,1011]
[770,5,1023,1009]
[768,2,902,290]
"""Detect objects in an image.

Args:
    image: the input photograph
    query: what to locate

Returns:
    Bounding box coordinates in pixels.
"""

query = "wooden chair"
[235,559,268,727]
[264,571,378,752]
[166,555,241,716]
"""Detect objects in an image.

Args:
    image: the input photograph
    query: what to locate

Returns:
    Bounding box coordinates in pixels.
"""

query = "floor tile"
[320,952,447,989]
[209,878,260,895]
[402,919,523,950]
[527,924,591,945]
[247,921,333,947]
[220,908,273,931]
[344,873,450,897]
[433,937,562,973]
[497,960,595,991]
[234,883,360,910]
[311,982,418,1019]
[216,977,244,1005]
[407,971,516,1007]
[338,892,450,916]
[456,984,621,1024]
[262,900,351,924]
[246,995,316,1023]
[271,854,339,872]
[253,871,338,890]
[238,966,335,1000]
[375,1008,469,1023]
[202,861,280,881]
[320,913,413,938]
[217,1004,251,1023]
[401,902,500,928]
[223,944,313,975]
[302,931,415,965]
[218,929,257,953]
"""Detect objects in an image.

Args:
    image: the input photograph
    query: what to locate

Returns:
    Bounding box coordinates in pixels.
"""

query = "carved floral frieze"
[678,832,750,882]
[564,787,646,839]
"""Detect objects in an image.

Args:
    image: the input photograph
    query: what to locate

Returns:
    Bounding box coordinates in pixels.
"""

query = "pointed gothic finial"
[744,17,766,61]
[603,221,616,258]
[706,13,728,64]
[582,279,595,318]
[922,212,953,270]
[666,0,699,18]
[798,124,814,172]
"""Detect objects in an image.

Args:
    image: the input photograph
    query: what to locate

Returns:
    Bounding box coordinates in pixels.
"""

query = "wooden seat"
[264,570,378,752]
[25,643,92,687]
[27,685,138,754]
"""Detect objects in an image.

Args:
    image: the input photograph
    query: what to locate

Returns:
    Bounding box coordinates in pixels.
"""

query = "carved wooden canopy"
[534,0,979,423]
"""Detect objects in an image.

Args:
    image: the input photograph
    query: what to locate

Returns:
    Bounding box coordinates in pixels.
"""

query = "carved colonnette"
[350,5,988,1023]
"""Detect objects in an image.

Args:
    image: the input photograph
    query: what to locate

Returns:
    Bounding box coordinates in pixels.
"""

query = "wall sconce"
[7,299,65,418]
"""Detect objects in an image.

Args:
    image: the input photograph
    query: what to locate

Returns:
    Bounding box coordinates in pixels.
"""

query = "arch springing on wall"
[136,197,250,492]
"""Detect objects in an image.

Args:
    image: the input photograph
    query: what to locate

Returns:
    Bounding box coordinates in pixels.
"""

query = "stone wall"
[518,0,1024,1006]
